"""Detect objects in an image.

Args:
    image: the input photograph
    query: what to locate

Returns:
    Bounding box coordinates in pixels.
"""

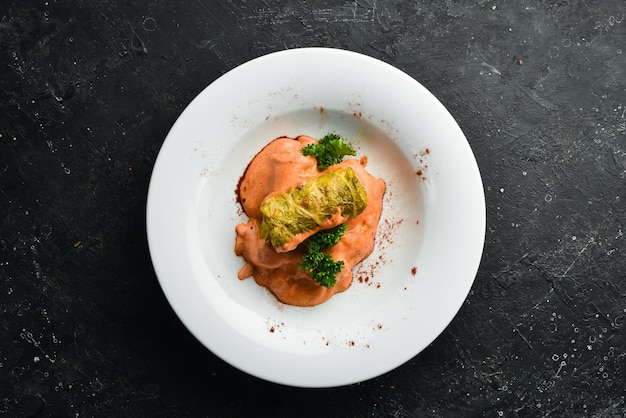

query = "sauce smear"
[235,135,386,306]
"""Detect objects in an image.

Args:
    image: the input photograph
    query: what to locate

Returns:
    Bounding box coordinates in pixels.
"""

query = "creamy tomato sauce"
[235,135,386,306]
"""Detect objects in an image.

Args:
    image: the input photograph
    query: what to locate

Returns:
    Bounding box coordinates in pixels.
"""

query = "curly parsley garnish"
[300,224,347,287]
[301,134,356,170]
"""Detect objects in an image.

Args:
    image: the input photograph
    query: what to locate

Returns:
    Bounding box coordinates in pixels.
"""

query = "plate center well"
[193,108,425,331]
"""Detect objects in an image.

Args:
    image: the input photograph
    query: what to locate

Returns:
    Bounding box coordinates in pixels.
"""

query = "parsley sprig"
[301,134,356,170]
[300,224,347,287]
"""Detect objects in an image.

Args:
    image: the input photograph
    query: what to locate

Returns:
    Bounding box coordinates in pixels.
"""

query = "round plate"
[146,48,485,388]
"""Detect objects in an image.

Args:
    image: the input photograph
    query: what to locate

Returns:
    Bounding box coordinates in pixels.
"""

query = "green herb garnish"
[300,224,348,287]
[301,134,356,170]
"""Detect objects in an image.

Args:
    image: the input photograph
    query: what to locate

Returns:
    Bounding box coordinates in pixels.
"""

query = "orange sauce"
[235,135,386,306]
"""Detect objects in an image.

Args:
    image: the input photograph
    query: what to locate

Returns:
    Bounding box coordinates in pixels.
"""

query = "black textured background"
[1,1,625,417]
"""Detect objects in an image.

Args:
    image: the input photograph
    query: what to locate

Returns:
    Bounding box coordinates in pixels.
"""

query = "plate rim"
[146,47,486,387]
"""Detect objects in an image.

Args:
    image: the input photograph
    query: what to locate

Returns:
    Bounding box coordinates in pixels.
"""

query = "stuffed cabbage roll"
[260,167,367,251]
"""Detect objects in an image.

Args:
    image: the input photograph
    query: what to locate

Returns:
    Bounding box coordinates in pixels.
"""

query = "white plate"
[146,48,485,388]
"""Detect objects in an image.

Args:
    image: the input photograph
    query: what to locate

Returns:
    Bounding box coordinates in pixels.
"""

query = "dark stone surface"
[1,0,625,416]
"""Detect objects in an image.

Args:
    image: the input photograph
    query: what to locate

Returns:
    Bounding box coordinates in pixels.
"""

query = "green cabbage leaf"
[260,167,367,248]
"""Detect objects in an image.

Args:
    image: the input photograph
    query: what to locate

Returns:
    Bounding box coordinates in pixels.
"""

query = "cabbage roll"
[260,167,368,249]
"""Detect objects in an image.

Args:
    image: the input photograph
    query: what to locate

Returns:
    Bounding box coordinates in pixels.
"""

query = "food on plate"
[260,166,368,251]
[300,133,358,170]
[299,223,348,288]
[235,134,386,306]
